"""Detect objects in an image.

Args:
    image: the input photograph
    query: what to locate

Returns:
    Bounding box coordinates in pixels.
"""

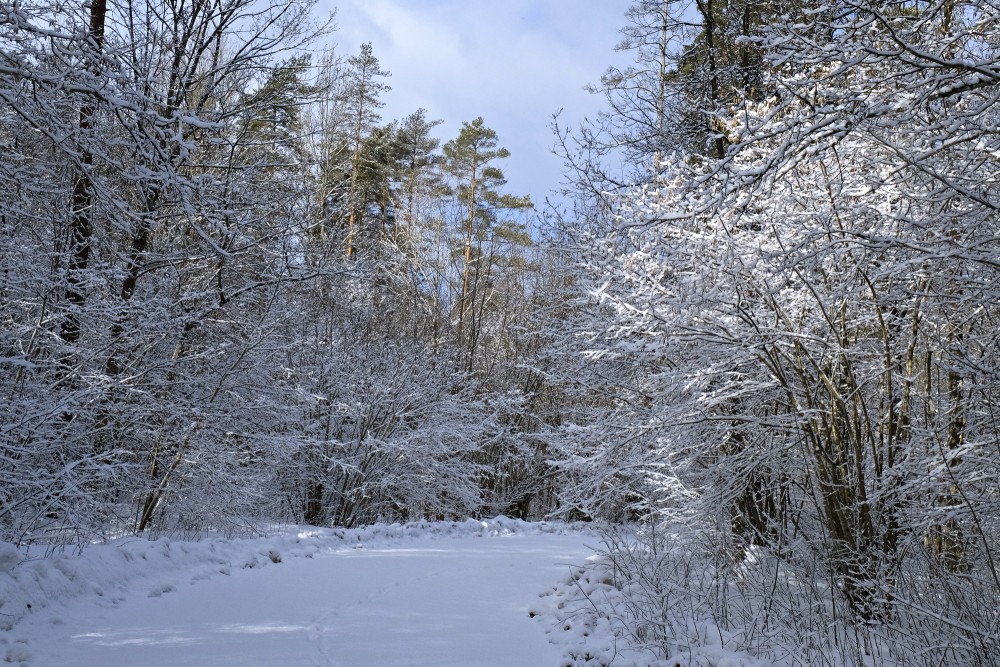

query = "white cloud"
[322,0,629,207]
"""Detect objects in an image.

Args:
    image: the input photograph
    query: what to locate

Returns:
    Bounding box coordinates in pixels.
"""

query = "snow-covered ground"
[0,519,598,667]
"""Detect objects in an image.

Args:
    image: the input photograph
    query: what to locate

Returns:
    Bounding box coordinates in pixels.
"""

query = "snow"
[0,519,598,667]
[0,543,21,573]
[533,553,782,667]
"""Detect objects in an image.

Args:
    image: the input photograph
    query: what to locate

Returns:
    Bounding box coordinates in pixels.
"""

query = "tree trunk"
[457,156,478,347]
[59,0,107,346]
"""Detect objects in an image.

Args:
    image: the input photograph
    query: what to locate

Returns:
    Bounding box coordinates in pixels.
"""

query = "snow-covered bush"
[555,2,1000,665]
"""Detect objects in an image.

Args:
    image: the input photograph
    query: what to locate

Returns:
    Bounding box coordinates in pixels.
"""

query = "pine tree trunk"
[457,157,478,348]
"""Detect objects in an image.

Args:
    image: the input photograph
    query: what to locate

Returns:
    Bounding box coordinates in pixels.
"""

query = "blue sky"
[322,0,630,210]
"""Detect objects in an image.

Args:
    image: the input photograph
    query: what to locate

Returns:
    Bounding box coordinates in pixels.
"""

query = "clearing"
[1,519,593,666]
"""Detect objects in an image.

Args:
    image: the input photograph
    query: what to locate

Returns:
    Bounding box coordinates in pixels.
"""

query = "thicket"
[552,1,1000,664]
[0,0,565,545]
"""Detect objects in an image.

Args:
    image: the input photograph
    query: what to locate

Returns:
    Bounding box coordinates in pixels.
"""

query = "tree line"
[0,0,564,544]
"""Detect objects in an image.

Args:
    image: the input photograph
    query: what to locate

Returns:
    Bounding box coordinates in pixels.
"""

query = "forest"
[2,0,1000,664]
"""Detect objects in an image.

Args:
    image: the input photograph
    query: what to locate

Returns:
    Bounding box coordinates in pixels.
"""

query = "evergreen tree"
[394,109,445,231]
[340,42,391,258]
[442,118,531,368]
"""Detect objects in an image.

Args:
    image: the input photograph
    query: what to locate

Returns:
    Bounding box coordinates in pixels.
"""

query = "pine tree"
[442,118,531,368]
[394,109,444,231]
[341,43,391,258]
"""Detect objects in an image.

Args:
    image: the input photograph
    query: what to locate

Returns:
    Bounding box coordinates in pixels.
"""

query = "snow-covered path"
[7,523,592,666]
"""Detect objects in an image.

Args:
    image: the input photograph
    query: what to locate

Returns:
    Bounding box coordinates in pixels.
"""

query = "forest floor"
[0,519,597,666]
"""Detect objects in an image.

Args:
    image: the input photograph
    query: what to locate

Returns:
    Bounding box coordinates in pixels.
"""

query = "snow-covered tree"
[563,1,1000,662]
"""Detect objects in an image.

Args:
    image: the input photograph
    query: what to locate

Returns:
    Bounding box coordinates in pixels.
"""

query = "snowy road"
[12,525,591,666]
